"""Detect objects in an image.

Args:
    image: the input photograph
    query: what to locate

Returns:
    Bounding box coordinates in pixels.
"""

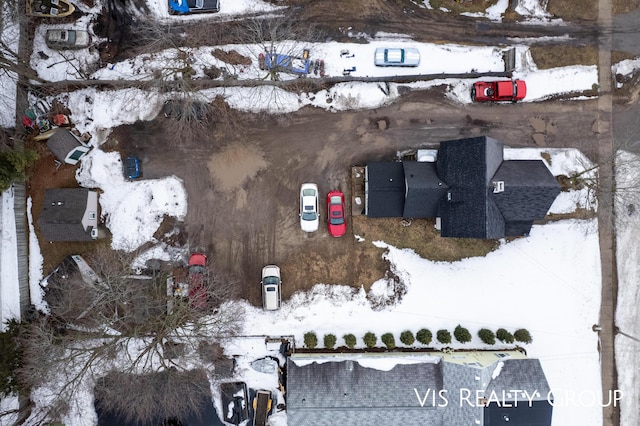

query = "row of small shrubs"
[302,327,532,349]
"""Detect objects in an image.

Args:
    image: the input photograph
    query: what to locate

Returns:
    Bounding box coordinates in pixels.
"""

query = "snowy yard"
[1,0,640,425]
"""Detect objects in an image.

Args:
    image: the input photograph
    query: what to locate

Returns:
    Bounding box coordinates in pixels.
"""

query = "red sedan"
[471,79,527,102]
[327,190,346,237]
[188,253,207,309]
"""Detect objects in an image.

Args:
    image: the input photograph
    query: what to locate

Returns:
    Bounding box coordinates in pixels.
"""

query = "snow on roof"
[290,353,441,370]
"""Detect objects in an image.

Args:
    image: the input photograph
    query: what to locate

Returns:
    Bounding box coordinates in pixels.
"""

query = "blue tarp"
[169,0,190,13]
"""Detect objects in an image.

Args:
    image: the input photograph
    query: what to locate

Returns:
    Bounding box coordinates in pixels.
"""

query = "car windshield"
[330,195,342,204]
[330,210,344,225]
[302,189,316,196]
[302,211,317,221]
[189,265,206,274]
[263,276,280,285]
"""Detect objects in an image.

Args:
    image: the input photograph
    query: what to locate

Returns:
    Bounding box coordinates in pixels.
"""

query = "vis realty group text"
[413,388,623,408]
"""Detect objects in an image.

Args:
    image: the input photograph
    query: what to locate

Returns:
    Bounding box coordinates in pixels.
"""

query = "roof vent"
[493,181,505,193]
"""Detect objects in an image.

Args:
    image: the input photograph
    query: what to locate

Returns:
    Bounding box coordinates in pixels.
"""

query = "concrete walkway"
[596,0,620,424]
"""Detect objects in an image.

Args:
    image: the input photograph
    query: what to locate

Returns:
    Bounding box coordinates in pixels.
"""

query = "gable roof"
[47,130,90,164]
[38,188,98,241]
[365,162,406,217]
[365,136,561,238]
[483,359,554,426]
[437,136,505,238]
[286,356,444,426]
[286,354,553,426]
[402,161,449,217]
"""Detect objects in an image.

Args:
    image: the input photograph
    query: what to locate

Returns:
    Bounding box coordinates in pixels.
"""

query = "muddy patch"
[208,144,268,191]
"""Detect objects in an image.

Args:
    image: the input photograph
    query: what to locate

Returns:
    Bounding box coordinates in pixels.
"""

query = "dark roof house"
[286,351,553,426]
[46,129,91,165]
[38,188,99,241]
[365,136,560,238]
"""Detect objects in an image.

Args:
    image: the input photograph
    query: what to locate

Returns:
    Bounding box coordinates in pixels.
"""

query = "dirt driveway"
[109,90,600,306]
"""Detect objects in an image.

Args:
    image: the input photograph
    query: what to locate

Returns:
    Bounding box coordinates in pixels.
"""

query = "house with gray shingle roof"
[38,188,99,241]
[365,136,560,239]
[286,351,553,426]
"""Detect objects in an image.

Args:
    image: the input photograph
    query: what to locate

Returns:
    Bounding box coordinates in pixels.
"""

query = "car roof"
[189,253,207,266]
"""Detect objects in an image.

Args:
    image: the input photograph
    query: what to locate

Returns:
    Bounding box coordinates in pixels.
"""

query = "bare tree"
[238,13,325,82]
[94,369,212,425]
[17,247,243,424]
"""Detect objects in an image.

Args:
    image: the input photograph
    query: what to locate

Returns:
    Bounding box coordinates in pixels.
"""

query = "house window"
[493,181,505,193]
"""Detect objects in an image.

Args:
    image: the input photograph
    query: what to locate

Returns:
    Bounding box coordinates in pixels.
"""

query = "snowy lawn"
[1,0,639,425]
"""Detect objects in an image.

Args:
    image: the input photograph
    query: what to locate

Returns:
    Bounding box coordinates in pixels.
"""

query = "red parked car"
[326,190,346,237]
[188,253,207,309]
[471,79,527,102]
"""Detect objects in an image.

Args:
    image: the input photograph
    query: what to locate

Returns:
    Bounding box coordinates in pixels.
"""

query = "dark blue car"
[124,157,141,179]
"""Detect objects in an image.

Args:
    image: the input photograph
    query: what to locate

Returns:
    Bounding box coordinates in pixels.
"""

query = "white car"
[261,265,281,311]
[299,183,319,232]
[374,47,420,67]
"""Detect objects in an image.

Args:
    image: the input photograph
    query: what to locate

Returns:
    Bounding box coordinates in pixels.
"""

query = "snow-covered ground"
[614,151,640,426]
[1,0,640,425]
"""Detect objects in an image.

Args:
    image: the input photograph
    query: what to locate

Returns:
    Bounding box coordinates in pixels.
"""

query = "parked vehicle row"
[299,183,346,237]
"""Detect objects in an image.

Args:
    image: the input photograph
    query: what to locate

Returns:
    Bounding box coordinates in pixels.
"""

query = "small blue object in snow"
[169,0,190,13]
[124,157,141,179]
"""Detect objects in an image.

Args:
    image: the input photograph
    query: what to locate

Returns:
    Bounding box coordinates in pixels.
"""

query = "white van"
[261,265,281,311]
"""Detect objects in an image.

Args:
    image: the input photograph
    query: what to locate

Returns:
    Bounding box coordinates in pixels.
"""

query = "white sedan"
[299,183,319,232]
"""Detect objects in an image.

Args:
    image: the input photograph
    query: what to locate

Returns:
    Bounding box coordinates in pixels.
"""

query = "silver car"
[374,48,420,67]
[45,29,90,50]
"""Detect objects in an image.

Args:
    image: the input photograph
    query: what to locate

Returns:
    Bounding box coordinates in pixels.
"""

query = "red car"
[188,253,207,309]
[326,190,346,237]
[471,79,526,102]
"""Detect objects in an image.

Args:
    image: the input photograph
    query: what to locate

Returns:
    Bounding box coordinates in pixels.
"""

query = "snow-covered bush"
[416,328,432,345]
[381,333,396,350]
[363,332,377,348]
[324,334,337,349]
[514,329,532,344]
[478,328,496,345]
[304,332,318,349]
[454,325,472,343]
[343,333,357,349]
[496,328,514,344]
[400,330,415,346]
[437,329,452,344]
